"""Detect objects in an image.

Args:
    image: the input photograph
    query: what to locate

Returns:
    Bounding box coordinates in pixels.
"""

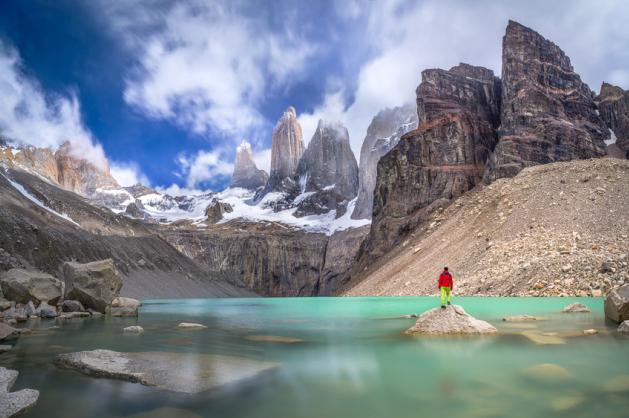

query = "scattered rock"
[0,367,39,417]
[115,407,203,418]
[405,305,498,335]
[55,349,278,394]
[0,345,12,353]
[522,363,572,382]
[520,331,566,345]
[61,300,85,313]
[176,322,207,330]
[245,335,303,344]
[561,303,591,313]
[63,259,123,313]
[583,329,598,335]
[550,395,585,412]
[0,268,64,305]
[123,326,144,334]
[604,284,629,323]
[0,323,20,342]
[617,321,629,335]
[57,311,91,320]
[111,297,141,309]
[502,315,544,322]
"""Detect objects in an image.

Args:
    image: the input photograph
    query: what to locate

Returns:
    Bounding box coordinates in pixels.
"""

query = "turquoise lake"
[1,296,628,418]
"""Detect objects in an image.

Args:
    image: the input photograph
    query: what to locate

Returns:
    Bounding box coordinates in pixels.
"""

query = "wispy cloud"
[0,41,108,168]
[176,148,234,189]
[110,161,150,187]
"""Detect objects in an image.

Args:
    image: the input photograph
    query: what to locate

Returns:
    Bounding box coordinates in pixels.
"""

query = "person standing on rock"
[438,267,453,309]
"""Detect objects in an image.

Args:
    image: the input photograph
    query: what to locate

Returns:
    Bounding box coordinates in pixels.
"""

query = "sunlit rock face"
[486,20,607,180]
[352,104,417,220]
[230,141,268,190]
[596,82,629,159]
[267,106,305,191]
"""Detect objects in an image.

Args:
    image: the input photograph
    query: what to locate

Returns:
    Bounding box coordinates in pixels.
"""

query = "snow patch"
[605,128,617,146]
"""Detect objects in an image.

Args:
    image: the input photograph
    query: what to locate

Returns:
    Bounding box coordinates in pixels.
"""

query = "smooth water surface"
[2,297,628,418]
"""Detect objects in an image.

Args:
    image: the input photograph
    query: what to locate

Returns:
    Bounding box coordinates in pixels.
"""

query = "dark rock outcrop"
[596,82,629,158]
[0,268,64,305]
[294,120,359,217]
[486,20,607,180]
[365,63,501,258]
[204,199,233,224]
[230,141,268,190]
[352,104,417,220]
[266,107,305,191]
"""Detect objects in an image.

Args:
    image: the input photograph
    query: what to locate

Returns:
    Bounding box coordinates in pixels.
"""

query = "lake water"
[2,297,628,418]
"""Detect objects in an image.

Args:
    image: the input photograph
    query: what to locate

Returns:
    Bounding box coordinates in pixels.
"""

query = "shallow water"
[2,297,628,418]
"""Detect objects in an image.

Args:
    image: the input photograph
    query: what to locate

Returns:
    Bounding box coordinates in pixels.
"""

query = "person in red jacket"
[438,267,453,309]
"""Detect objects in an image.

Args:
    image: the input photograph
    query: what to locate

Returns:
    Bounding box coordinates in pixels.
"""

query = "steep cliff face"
[596,82,629,159]
[162,222,368,296]
[267,107,305,191]
[230,141,268,190]
[363,63,501,259]
[352,104,417,220]
[0,141,120,197]
[294,120,359,217]
[486,20,607,180]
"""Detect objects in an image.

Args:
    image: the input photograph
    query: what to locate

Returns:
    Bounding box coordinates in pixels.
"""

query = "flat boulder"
[604,284,629,323]
[123,326,144,334]
[0,268,64,305]
[63,259,123,313]
[562,303,590,313]
[177,322,207,330]
[0,367,39,417]
[111,297,141,309]
[522,363,572,383]
[405,305,498,335]
[55,349,278,394]
[111,307,138,317]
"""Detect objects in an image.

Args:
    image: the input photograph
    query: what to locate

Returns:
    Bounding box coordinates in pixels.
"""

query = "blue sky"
[1,0,628,193]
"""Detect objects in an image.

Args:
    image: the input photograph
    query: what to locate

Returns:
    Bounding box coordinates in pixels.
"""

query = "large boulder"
[405,305,498,335]
[62,259,123,313]
[618,321,629,335]
[61,300,85,312]
[0,323,20,342]
[0,268,64,305]
[0,367,39,417]
[605,284,629,323]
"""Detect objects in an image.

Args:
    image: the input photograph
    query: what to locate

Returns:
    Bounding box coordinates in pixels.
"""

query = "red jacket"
[438,271,453,289]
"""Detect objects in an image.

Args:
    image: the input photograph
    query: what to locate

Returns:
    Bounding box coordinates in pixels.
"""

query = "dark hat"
[444,266,448,270]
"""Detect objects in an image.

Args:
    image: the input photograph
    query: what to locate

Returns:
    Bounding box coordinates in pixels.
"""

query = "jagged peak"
[236,140,253,154]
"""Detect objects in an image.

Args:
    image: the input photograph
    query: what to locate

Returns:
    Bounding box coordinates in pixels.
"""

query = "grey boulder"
[63,259,123,313]
[0,268,64,305]
[55,349,278,394]
[562,303,591,313]
[405,305,498,335]
[618,321,629,335]
[0,367,39,418]
[36,301,57,318]
[61,300,85,313]
[0,323,20,342]
[605,284,629,323]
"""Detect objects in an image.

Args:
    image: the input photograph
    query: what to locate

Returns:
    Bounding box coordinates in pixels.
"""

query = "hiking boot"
[441,305,446,309]
[447,302,451,305]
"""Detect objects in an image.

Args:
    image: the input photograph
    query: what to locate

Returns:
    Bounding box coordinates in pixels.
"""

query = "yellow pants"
[440,287,451,306]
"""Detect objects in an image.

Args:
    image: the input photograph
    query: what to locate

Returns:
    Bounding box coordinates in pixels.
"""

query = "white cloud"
[117,1,315,144]
[110,161,150,187]
[252,147,271,174]
[155,183,205,197]
[0,41,108,169]
[176,149,234,189]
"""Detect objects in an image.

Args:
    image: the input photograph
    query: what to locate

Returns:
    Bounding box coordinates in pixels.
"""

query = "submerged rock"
[57,311,90,320]
[502,315,544,322]
[522,363,572,382]
[176,322,207,330]
[55,349,278,394]
[63,259,123,313]
[245,335,303,344]
[561,303,590,313]
[116,407,203,418]
[520,331,566,345]
[583,329,598,335]
[550,395,585,412]
[110,307,138,317]
[0,367,39,417]
[602,375,629,393]
[604,284,629,323]
[405,305,498,335]
[0,268,64,305]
